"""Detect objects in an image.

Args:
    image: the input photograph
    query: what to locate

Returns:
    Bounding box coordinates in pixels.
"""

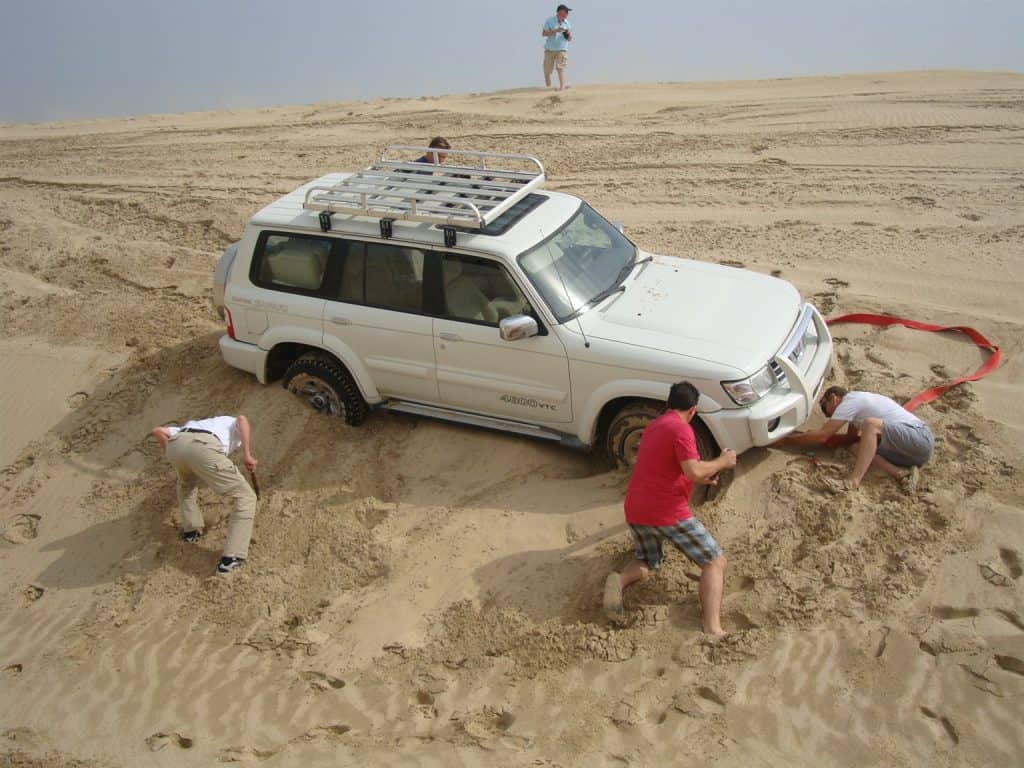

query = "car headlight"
[722,365,778,406]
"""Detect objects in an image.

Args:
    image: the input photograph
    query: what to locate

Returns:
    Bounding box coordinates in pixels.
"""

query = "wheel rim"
[288,374,344,417]
[621,427,644,466]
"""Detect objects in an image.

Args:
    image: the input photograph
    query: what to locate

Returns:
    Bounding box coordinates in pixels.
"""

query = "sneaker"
[217,556,245,574]
[181,529,203,544]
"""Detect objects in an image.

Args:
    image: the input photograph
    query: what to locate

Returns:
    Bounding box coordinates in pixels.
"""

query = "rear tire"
[605,401,723,506]
[282,354,367,426]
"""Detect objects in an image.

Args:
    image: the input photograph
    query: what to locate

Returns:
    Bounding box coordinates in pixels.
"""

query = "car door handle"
[439,332,461,342]
[328,316,351,325]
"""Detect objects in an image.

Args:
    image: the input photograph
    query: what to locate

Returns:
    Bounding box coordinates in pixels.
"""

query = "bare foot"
[900,466,920,494]
[603,572,625,624]
[702,629,730,643]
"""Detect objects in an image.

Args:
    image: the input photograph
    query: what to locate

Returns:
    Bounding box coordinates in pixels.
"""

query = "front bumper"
[705,304,833,451]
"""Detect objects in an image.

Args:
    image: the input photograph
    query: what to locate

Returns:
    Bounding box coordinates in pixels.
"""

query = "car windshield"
[517,203,637,322]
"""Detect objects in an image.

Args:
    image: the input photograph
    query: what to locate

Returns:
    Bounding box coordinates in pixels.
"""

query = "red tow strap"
[821,313,1002,446]
[826,313,1002,411]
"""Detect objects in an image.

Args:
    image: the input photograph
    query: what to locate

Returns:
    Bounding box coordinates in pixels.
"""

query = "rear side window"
[338,242,426,313]
[252,233,332,294]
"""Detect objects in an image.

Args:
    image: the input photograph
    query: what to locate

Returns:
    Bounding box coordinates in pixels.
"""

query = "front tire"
[282,354,367,426]
[606,402,663,468]
[605,401,723,506]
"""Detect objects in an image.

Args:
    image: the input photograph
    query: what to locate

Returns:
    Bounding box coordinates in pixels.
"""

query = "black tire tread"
[282,354,368,426]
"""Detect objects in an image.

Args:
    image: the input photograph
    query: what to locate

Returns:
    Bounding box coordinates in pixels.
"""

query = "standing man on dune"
[542,4,573,91]
[152,415,258,574]
[604,382,736,637]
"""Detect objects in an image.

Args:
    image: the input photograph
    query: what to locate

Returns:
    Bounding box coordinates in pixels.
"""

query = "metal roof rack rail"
[303,145,546,231]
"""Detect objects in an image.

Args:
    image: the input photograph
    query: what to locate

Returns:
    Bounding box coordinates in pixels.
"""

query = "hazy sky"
[1,0,1021,123]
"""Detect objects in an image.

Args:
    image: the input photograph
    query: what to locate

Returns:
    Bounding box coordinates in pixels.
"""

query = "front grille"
[788,335,806,365]
[769,359,787,385]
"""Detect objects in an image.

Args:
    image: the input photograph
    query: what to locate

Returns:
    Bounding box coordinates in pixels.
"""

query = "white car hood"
[579,255,802,375]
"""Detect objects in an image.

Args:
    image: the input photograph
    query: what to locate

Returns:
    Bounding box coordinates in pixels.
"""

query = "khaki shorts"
[543,50,568,76]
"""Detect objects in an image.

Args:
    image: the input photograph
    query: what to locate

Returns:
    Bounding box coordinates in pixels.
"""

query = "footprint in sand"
[218,745,279,762]
[23,584,44,604]
[303,724,351,741]
[2,514,41,544]
[979,548,1022,587]
[65,391,89,409]
[999,547,1022,579]
[994,655,1024,677]
[3,664,23,677]
[919,706,959,745]
[145,731,194,751]
[299,670,346,692]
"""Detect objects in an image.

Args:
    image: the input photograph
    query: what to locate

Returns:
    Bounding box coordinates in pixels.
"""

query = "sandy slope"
[1,70,1022,767]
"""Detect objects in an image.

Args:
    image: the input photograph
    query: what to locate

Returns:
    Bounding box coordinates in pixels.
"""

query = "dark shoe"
[217,556,245,574]
[181,529,203,544]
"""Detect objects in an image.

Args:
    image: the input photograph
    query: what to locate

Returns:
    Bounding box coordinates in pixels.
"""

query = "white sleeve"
[830,399,859,423]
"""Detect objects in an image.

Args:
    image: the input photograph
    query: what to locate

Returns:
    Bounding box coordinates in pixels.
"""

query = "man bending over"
[775,386,934,491]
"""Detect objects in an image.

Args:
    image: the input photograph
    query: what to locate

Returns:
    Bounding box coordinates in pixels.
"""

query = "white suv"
[213,146,832,465]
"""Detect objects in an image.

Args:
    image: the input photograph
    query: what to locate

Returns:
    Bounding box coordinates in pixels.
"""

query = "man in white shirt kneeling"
[775,386,934,492]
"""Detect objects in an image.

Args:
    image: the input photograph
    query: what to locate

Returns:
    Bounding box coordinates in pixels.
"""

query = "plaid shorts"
[629,518,721,568]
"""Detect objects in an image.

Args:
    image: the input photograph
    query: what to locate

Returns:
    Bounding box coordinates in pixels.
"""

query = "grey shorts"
[629,518,721,569]
[879,421,934,467]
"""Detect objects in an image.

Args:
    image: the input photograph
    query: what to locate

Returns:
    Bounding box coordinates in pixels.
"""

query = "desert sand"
[1,70,1022,767]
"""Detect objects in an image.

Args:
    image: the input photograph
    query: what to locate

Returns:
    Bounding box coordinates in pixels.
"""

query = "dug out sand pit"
[1,71,1023,766]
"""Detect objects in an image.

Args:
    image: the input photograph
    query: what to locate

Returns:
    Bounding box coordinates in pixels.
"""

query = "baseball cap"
[557,4,572,12]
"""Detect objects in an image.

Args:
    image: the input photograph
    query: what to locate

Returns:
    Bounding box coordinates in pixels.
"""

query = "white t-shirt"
[167,416,240,454]
[831,392,923,428]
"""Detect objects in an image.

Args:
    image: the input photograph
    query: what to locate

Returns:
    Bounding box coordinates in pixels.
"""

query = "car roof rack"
[303,145,546,234]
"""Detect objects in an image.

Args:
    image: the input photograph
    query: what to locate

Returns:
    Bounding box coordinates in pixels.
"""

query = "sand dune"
[1,70,1022,766]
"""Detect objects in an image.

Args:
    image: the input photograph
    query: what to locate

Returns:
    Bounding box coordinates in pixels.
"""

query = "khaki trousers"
[165,433,257,559]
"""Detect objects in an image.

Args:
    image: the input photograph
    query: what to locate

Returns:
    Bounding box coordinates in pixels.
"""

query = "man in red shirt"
[603,381,736,637]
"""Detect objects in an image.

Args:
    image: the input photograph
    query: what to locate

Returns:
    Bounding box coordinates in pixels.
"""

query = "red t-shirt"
[624,411,700,526]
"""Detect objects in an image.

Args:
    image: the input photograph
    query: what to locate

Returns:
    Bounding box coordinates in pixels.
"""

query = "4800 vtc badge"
[500,393,556,411]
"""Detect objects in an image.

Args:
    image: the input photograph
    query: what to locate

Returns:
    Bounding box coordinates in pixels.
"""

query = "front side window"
[254,233,331,293]
[517,203,636,321]
[441,254,531,326]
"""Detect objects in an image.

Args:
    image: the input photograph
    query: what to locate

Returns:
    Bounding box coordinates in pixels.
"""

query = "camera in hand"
[562,28,571,39]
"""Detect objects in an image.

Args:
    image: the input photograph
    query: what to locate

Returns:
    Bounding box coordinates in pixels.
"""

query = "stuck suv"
[213,146,832,465]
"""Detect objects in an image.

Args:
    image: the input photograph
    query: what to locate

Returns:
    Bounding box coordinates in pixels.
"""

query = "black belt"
[181,428,215,437]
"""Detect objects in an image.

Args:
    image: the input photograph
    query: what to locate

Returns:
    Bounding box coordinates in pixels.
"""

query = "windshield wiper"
[588,284,627,309]
[584,259,635,309]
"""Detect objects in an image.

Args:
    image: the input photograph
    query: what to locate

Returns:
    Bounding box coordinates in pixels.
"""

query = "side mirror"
[611,221,625,234]
[499,315,539,341]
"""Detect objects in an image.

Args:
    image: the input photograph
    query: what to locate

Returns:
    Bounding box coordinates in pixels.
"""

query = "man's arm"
[236,415,258,471]
[681,449,737,486]
[151,426,172,449]
[774,419,847,448]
